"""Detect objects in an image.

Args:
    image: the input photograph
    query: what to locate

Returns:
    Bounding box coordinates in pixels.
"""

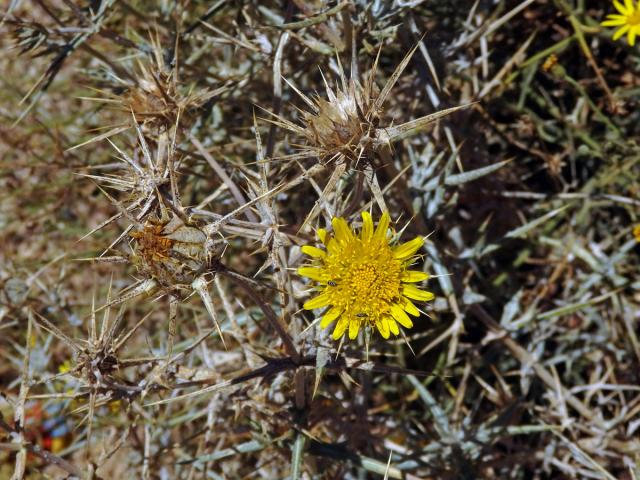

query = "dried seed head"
[122,66,212,132]
[7,18,51,56]
[125,72,177,127]
[91,36,220,133]
[302,77,381,165]
[276,45,466,171]
[129,212,211,287]
[77,349,119,386]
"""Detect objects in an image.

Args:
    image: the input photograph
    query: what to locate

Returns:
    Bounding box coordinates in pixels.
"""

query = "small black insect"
[355,312,368,318]
[327,280,337,287]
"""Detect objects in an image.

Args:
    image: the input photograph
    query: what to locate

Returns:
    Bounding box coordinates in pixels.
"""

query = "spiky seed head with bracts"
[6,17,52,56]
[79,35,223,136]
[270,45,467,169]
[119,61,220,133]
[300,71,381,165]
[79,127,228,348]
[30,298,144,426]
[76,119,179,253]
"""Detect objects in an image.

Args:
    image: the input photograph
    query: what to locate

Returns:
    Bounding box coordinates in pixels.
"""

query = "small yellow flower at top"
[298,211,434,341]
[601,0,640,46]
[633,224,640,242]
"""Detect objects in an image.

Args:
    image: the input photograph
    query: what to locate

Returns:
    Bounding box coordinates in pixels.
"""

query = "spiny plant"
[82,36,224,138]
[278,46,462,166]
[77,124,229,356]
[267,44,467,226]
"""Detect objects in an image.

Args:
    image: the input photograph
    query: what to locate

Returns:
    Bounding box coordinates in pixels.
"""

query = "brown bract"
[124,73,180,130]
[85,37,223,135]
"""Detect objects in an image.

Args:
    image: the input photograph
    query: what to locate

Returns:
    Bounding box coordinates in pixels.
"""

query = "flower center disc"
[326,239,401,321]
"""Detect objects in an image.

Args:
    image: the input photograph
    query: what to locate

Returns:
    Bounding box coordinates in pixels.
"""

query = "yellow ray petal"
[601,17,628,26]
[348,317,361,340]
[332,316,349,339]
[388,317,400,336]
[613,24,630,40]
[303,292,332,310]
[301,245,326,258]
[321,306,343,328]
[317,228,328,244]
[614,0,630,14]
[391,304,414,329]
[376,317,390,339]
[402,298,421,317]
[393,236,424,260]
[625,0,634,13]
[629,27,638,46]
[361,211,374,240]
[298,266,326,282]
[332,217,354,243]
[373,211,390,242]
[326,237,340,255]
[605,13,628,20]
[402,285,435,302]
[402,270,429,283]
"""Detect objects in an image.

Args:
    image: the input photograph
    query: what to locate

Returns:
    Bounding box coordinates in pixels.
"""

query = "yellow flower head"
[633,224,640,242]
[601,0,640,46]
[298,212,434,341]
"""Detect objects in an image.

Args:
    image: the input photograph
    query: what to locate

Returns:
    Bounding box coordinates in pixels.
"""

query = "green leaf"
[505,205,569,239]
[291,433,307,479]
[445,159,512,186]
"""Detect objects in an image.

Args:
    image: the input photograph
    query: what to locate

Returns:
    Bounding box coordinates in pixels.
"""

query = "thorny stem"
[147,354,436,407]
[221,267,301,363]
[266,4,294,158]
[11,313,32,480]
[342,169,364,217]
[553,0,615,110]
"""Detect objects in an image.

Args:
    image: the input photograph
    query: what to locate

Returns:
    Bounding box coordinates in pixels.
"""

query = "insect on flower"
[298,211,433,341]
[601,0,640,46]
